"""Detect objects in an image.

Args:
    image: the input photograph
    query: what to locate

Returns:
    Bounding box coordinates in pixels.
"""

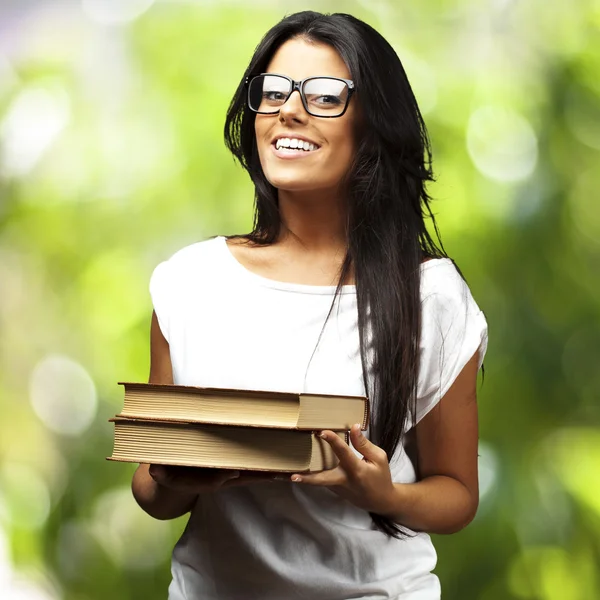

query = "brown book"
[117,382,369,430]
[108,417,346,473]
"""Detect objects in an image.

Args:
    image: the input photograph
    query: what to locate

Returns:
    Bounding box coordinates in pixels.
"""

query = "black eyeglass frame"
[245,73,356,118]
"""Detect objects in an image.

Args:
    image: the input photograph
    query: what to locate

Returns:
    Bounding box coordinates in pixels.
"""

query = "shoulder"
[149,236,226,294]
[154,236,224,276]
[164,236,223,268]
[419,258,485,330]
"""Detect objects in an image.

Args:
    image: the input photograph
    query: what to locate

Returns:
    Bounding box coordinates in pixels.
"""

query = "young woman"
[132,11,488,600]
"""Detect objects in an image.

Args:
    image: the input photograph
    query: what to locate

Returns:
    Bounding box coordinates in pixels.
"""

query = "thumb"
[350,424,387,463]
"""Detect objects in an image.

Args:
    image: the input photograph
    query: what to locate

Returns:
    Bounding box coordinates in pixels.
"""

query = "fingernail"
[354,424,361,431]
[227,471,240,479]
[291,475,302,483]
[319,432,327,439]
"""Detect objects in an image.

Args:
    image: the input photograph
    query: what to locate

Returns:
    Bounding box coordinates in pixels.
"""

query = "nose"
[278,89,308,123]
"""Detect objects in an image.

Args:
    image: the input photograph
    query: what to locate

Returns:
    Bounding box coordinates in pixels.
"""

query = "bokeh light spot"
[29,355,97,437]
[56,520,95,581]
[90,487,172,570]
[0,82,70,178]
[467,105,538,183]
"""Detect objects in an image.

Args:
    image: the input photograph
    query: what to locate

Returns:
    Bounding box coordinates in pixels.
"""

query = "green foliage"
[0,2,598,598]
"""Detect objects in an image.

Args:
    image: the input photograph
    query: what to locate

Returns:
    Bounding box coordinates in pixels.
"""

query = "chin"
[263,169,311,190]
[268,171,331,190]
[268,179,315,192]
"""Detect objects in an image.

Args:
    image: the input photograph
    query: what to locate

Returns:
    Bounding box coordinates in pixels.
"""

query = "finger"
[224,471,275,484]
[149,465,239,490]
[148,464,163,481]
[214,469,241,486]
[222,473,276,488]
[149,464,181,485]
[176,467,239,489]
[291,466,346,486]
[349,424,388,464]
[318,430,363,471]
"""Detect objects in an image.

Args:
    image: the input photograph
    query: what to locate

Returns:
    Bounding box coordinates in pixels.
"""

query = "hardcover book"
[108,417,347,473]
[117,382,369,430]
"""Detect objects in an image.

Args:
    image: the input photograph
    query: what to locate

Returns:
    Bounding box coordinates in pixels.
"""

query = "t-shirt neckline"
[217,235,451,295]
[218,236,355,295]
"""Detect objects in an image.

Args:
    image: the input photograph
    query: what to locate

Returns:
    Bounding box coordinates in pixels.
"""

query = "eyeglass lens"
[248,75,349,116]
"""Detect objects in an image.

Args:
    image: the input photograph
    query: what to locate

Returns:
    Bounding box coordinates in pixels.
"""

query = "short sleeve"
[149,260,172,343]
[414,262,488,425]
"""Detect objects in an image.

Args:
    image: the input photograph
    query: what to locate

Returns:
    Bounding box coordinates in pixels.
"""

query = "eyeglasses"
[246,73,355,118]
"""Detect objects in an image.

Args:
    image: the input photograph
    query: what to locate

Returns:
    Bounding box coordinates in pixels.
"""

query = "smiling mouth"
[273,138,319,152]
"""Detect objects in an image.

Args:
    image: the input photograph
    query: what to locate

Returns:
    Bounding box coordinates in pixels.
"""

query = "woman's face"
[254,37,357,196]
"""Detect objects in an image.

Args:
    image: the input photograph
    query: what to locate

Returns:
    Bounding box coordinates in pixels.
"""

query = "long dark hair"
[224,11,447,537]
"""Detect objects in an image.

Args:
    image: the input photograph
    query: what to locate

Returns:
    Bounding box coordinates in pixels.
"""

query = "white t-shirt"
[149,236,488,600]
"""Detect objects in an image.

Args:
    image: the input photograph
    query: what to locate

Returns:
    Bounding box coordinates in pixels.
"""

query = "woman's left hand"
[290,424,397,515]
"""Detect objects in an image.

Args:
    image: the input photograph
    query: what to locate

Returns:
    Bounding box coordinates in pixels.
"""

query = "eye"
[306,94,343,108]
[263,91,286,102]
[314,95,342,105]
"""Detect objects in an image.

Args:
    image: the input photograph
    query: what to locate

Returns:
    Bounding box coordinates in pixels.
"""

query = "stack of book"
[108,382,369,473]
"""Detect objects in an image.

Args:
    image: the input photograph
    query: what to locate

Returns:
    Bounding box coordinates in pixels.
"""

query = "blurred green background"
[0,0,598,598]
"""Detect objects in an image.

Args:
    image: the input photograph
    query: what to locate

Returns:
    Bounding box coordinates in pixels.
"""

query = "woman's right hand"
[148,464,277,493]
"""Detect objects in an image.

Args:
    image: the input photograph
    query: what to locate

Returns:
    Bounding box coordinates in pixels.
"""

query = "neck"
[276,188,347,253]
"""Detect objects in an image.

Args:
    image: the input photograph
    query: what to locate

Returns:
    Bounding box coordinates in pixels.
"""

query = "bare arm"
[379,350,481,533]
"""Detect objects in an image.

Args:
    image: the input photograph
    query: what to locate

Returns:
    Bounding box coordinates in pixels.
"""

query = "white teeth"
[275,137,318,151]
